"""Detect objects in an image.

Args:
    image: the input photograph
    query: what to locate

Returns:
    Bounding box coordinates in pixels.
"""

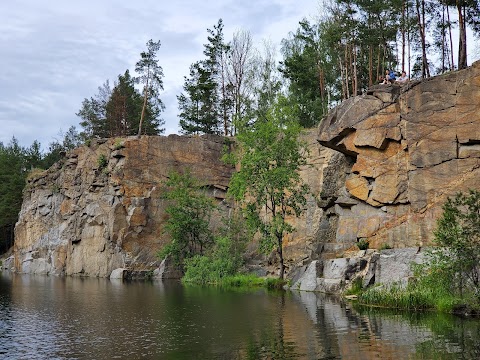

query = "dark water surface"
[0,272,479,359]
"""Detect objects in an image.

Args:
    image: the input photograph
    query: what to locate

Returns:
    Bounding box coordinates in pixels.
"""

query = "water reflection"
[0,272,479,359]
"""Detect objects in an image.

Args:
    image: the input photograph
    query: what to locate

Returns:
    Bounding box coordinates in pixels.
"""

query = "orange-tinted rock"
[14,135,235,277]
[317,61,480,253]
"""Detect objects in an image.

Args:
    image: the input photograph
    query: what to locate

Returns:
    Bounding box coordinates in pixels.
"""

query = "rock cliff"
[13,135,234,277]
[316,61,480,253]
[10,63,480,279]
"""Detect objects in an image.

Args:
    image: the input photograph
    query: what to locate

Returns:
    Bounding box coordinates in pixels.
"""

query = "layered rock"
[316,62,480,252]
[14,135,234,277]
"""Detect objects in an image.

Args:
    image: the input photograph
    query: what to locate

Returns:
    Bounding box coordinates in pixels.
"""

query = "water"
[0,273,479,359]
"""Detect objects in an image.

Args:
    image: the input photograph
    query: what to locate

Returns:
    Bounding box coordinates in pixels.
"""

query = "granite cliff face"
[316,61,480,254]
[10,63,480,278]
[13,135,234,277]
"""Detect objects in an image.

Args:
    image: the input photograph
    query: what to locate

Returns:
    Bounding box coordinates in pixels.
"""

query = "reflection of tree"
[353,305,480,359]
[245,291,300,360]
[410,313,480,359]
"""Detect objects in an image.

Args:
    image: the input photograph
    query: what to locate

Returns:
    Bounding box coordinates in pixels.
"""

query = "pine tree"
[135,39,165,135]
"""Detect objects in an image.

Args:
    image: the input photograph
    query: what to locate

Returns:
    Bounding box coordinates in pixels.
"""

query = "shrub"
[26,168,45,182]
[113,139,124,150]
[380,243,392,250]
[344,277,363,296]
[357,238,369,250]
[97,154,108,169]
[182,236,244,284]
[431,190,480,302]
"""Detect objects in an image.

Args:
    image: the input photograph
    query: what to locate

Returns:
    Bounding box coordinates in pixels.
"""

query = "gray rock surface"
[290,248,427,294]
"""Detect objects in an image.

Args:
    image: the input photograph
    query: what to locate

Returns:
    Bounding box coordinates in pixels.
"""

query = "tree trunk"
[457,2,467,69]
[369,45,373,87]
[447,6,455,70]
[353,43,358,96]
[402,0,406,72]
[415,0,429,78]
[339,56,345,100]
[277,234,284,280]
[345,44,350,99]
[442,7,446,72]
[138,70,150,136]
[376,45,381,83]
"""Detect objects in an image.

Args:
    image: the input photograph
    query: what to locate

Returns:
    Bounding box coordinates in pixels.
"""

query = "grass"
[182,273,287,290]
[357,283,467,313]
[344,277,363,296]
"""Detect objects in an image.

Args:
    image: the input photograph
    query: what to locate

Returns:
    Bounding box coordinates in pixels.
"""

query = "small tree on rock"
[227,96,310,279]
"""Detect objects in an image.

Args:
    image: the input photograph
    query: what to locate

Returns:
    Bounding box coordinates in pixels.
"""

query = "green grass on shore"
[356,284,478,314]
[182,273,286,290]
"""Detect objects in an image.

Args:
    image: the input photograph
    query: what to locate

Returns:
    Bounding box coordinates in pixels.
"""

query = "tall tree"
[204,19,231,135]
[77,81,111,139]
[227,96,310,279]
[0,138,52,253]
[280,19,331,127]
[178,62,220,134]
[253,40,282,122]
[135,39,165,136]
[178,20,229,135]
[78,71,163,139]
[43,126,82,167]
[226,30,256,134]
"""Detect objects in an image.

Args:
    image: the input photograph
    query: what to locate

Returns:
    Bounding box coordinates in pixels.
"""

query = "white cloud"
[0,0,323,149]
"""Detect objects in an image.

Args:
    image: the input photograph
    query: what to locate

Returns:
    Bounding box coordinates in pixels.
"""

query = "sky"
[0,0,323,149]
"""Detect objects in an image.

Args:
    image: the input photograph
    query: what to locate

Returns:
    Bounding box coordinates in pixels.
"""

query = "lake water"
[0,272,479,359]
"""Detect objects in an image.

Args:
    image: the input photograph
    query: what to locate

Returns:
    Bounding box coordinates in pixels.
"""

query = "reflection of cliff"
[292,291,436,359]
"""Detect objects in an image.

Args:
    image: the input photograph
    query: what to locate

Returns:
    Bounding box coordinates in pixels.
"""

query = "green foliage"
[178,19,227,135]
[422,190,480,302]
[50,183,61,194]
[181,205,251,284]
[182,236,240,284]
[214,274,266,288]
[97,154,108,170]
[0,138,46,253]
[228,96,310,279]
[135,39,165,136]
[159,171,214,264]
[344,277,364,296]
[359,284,440,311]
[184,272,283,289]
[113,139,124,150]
[42,126,82,168]
[78,68,164,140]
[379,243,392,250]
[357,238,369,250]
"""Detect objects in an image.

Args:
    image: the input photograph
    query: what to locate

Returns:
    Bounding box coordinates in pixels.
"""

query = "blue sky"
[0,0,322,149]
